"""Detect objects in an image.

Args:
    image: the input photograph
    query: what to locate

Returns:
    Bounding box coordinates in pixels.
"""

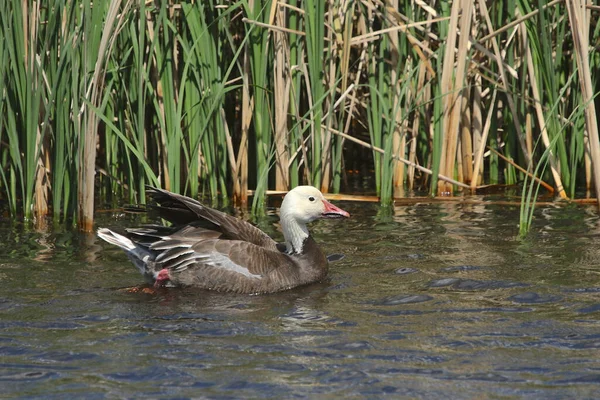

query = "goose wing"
[146,186,278,251]
[143,231,297,292]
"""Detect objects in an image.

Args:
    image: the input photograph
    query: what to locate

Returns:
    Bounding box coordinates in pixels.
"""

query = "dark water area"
[2,198,600,399]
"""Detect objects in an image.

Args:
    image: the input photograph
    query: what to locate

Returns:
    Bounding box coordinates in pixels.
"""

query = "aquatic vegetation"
[0,0,598,231]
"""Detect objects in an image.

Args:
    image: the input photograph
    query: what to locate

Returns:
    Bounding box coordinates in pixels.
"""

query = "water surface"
[2,198,600,398]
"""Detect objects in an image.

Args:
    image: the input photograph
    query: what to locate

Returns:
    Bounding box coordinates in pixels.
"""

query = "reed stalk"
[244,0,273,215]
[80,0,133,232]
[515,0,567,198]
[237,46,251,207]
[304,0,326,191]
[519,70,579,236]
[273,3,290,191]
[566,0,600,207]
[286,0,302,190]
[182,1,234,202]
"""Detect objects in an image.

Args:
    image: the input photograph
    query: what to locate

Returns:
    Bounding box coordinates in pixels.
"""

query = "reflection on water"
[2,198,600,398]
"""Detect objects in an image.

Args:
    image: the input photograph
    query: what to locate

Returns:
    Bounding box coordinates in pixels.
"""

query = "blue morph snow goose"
[98,186,349,294]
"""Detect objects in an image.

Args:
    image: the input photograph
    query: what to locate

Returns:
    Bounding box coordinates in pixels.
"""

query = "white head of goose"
[97,185,350,294]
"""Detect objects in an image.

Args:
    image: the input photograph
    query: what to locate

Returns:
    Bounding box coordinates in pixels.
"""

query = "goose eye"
[308,196,316,202]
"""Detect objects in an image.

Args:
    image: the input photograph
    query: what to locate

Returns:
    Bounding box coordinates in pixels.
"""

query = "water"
[2,198,600,398]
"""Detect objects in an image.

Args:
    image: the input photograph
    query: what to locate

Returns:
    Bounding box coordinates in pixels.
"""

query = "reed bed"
[0,0,599,232]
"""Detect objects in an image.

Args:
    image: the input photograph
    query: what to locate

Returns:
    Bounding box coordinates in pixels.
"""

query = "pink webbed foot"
[154,268,171,288]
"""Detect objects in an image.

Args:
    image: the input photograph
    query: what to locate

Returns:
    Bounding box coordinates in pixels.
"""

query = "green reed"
[0,0,43,221]
[519,69,580,237]
[243,0,273,214]
[182,1,242,203]
[304,0,325,191]
[287,0,303,190]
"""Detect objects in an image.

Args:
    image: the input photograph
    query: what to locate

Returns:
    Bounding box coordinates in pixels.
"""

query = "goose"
[97,186,349,294]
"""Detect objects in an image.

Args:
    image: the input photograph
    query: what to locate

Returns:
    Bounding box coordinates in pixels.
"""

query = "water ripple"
[2,204,600,398]
[429,278,530,291]
[508,292,563,304]
[374,294,433,305]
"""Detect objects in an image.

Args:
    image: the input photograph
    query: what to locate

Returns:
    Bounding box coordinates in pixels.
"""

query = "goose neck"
[281,214,309,254]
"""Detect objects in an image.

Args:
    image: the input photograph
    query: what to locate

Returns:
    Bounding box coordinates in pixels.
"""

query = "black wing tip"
[143,186,209,226]
[145,185,162,196]
[145,186,182,204]
[144,186,197,202]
